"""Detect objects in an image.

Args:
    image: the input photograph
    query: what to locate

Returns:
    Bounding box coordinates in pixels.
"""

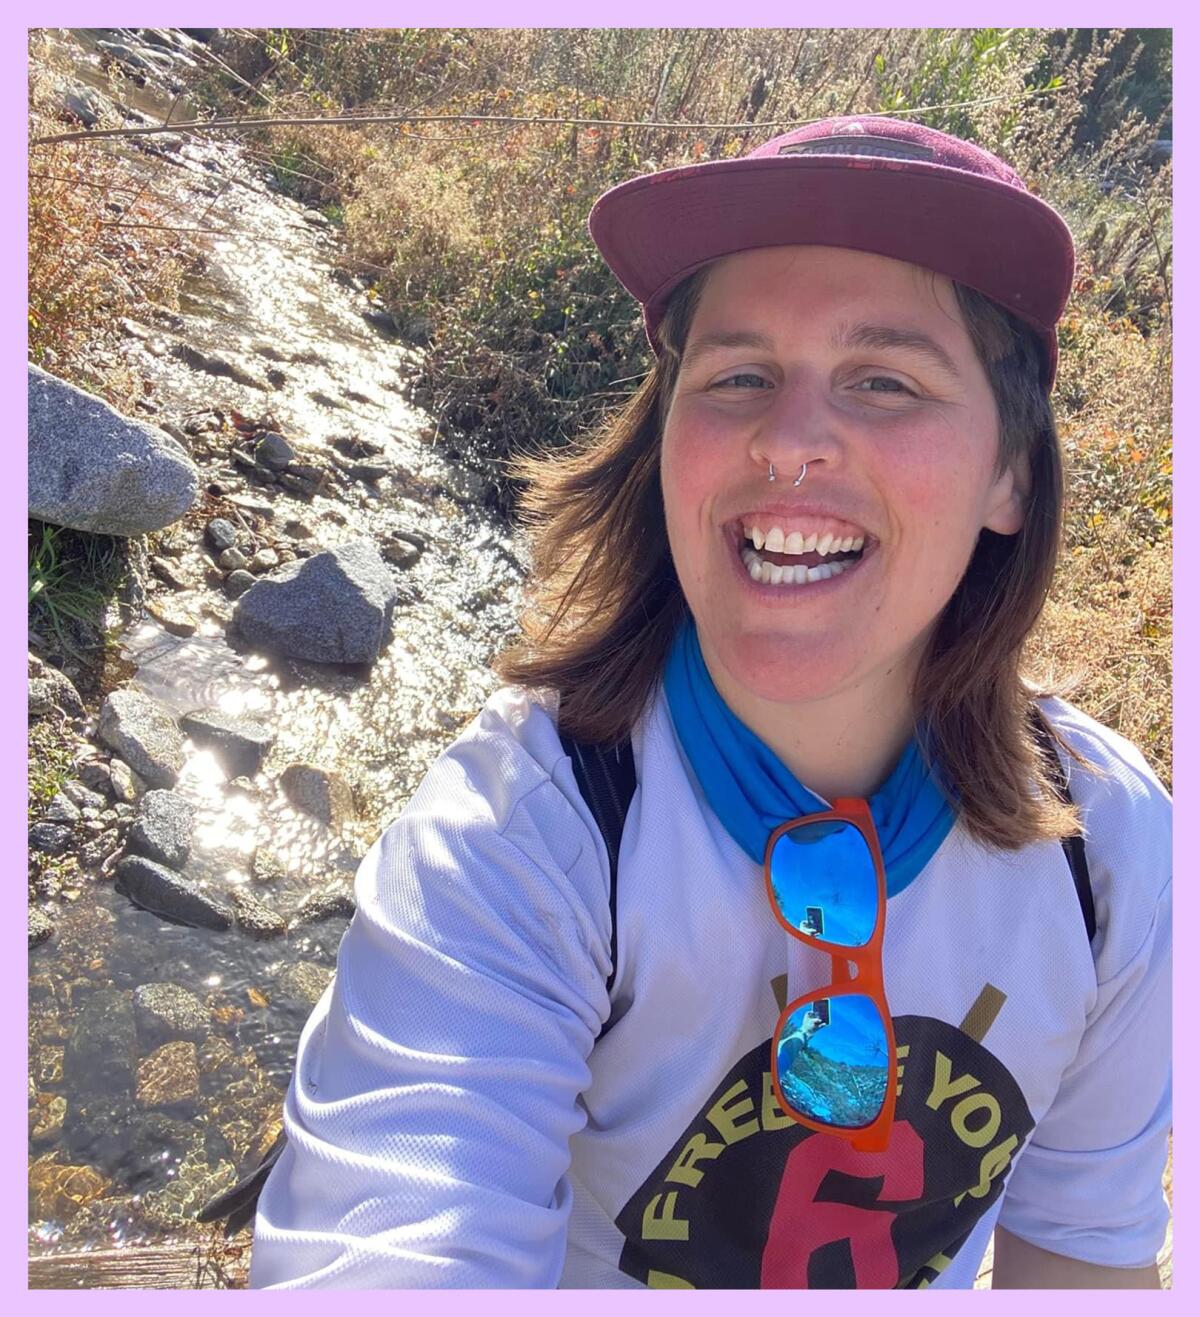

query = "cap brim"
[589,154,1074,388]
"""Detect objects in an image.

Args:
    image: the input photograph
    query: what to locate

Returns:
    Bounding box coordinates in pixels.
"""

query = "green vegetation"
[28,521,127,658]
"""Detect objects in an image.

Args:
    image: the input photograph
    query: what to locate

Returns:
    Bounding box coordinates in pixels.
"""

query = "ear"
[984,450,1031,536]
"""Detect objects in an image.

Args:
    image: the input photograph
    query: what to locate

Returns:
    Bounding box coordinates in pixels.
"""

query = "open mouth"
[735,523,869,587]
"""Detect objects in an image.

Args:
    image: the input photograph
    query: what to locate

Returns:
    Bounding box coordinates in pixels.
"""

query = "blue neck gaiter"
[662,618,955,898]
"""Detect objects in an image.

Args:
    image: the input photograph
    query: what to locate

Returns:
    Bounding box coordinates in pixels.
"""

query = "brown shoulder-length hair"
[495,265,1085,850]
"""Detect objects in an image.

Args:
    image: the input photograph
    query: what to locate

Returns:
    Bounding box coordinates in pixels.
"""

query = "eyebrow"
[681,322,962,380]
[833,321,962,380]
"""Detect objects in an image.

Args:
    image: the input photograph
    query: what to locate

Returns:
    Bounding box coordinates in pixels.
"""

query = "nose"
[748,378,845,484]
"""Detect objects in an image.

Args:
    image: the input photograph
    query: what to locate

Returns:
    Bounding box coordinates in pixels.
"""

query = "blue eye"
[715,373,771,390]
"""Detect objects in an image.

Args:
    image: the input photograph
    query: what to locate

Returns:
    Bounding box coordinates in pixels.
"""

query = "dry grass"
[27,31,190,402]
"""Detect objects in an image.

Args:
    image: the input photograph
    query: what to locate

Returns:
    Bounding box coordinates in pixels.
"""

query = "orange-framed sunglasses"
[764,797,896,1153]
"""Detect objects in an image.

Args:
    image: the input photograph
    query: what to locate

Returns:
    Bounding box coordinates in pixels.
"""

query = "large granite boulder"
[28,365,198,535]
[232,537,398,665]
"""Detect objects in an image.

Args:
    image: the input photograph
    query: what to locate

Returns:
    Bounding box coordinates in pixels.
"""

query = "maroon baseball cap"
[589,115,1075,389]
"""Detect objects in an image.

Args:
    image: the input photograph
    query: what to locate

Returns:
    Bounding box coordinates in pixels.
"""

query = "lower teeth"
[740,547,858,586]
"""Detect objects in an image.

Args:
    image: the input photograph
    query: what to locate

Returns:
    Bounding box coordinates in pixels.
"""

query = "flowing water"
[29,31,525,1285]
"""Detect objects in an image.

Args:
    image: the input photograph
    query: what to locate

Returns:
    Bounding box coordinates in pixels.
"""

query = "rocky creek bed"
[29,29,525,1287]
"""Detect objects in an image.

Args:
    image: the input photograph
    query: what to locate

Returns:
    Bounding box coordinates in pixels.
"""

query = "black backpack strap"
[561,732,637,1001]
[1029,708,1097,944]
[197,1127,286,1236]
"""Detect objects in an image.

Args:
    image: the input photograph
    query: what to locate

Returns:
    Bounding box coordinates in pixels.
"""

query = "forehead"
[691,245,963,334]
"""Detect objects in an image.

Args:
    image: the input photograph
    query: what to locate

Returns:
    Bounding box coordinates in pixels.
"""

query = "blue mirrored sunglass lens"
[769,818,878,948]
[775,995,889,1129]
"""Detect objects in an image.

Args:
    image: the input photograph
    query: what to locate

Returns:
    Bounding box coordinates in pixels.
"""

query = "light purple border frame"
[9,4,1187,1309]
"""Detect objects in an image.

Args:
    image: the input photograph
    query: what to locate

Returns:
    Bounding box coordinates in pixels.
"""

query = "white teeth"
[740,524,869,563]
[740,547,857,588]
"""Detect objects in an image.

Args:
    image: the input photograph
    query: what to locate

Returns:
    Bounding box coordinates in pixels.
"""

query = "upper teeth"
[746,525,865,555]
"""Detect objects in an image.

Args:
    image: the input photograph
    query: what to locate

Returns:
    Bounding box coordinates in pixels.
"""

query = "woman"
[249,116,1171,1289]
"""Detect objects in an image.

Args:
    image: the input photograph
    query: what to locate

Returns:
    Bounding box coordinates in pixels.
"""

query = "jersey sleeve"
[249,698,614,1288]
[996,706,1172,1269]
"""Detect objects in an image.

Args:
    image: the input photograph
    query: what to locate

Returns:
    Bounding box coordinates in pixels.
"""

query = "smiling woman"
[248,117,1171,1291]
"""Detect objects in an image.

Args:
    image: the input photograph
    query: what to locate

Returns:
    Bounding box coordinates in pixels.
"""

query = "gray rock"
[274,961,334,1007]
[63,989,137,1096]
[168,342,267,390]
[231,888,288,939]
[63,84,108,127]
[29,906,55,948]
[28,657,85,721]
[61,780,108,812]
[96,689,184,789]
[79,829,121,870]
[254,432,295,471]
[205,517,238,552]
[132,983,209,1047]
[77,760,113,796]
[127,790,195,870]
[44,792,82,826]
[381,534,422,569]
[28,365,199,536]
[150,555,197,590]
[252,848,288,884]
[350,463,391,485]
[179,709,274,778]
[248,547,279,572]
[30,823,72,855]
[232,538,398,665]
[115,855,232,931]
[218,546,247,571]
[107,757,145,803]
[291,884,357,926]
[280,763,356,826]
[225,569,256,599]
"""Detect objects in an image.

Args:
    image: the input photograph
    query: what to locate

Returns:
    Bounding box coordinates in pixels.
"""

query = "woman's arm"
[992,1226,1161,1289]
[249,713,613,1288]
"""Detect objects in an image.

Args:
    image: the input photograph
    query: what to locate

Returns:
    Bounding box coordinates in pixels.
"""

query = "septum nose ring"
[767,462,807,487]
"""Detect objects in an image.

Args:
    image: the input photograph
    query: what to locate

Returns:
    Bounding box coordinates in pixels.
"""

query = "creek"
[29,30,524,1287]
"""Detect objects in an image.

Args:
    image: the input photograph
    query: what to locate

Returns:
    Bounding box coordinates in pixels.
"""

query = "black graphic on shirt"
[614,1009,1034,1288]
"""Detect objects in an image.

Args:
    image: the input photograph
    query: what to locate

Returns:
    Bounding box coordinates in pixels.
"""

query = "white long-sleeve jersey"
[250,683,1171,1289]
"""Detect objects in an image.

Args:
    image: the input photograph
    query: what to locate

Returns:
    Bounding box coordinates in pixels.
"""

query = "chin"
[703,623,863,708]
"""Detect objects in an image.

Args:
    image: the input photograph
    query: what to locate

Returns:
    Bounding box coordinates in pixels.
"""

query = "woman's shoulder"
[1036,695,1169,814]
[401,684,566,825]
[379,683,612,902]
[1035,695,1171,976]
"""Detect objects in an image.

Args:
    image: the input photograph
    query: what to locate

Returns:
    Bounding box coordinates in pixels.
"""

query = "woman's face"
[660,245,1025,717]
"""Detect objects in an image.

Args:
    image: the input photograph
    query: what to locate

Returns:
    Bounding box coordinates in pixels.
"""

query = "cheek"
[661,413,725,528]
